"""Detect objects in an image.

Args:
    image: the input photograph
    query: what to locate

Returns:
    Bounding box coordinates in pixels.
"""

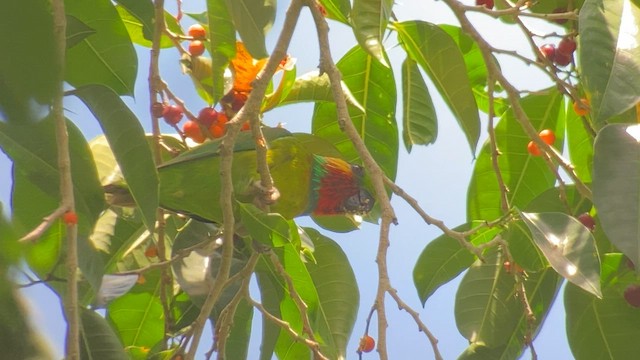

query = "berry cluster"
[539,37,577,67]
[152,102,251,144]
[527,129,555,156]
[188,24,206,57]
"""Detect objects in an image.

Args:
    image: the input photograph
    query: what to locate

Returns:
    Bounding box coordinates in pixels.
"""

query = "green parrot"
[109,127,375,224]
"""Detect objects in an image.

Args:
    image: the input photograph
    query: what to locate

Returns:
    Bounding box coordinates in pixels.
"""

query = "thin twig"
[248,295,329,360]
[185,1,305,358]
[486,75,510,213]
[50,0,78,357]
[387,288,443,360]
[442,0,592,201]
[305,2,397,358]
[149,0,174,346]
[266,250,321,349]
[19,206,68,243]
[215,252,259,359]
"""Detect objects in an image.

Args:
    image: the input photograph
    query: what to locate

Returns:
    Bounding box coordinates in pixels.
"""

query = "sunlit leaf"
[276,71,364,112]
[579,0,640,126]
[413,223,498,305]
[75,85,159,233]
[319,0,351,24]
[351,0,393,66]
[394,20,480,154]
[467,90,564,221]
[80,308,128,360]
[455,247,561,354]
[114,0,154,41]
[519,211,601,298]
[116,7,178,48]
[225,0,275,58]
[65,0,137,95]
[208,0,236,103]
[402,57,437,152]
[306,228,359,358]
[566,106,595,183]
[312,45,398,180]
[593,123,640,272]
[565,254,640,359]
[106,274,164,357]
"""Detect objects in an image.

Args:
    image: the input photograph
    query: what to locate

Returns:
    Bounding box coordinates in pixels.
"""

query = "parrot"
[106,127,375,224]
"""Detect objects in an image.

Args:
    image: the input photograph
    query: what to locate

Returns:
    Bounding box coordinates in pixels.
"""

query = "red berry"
[183,120,206,143]
[162,104,183,125]
[539,129,556,145]
[359,335,375,353]
[209,124,225,138]
[151,102,165,118]
[554,51,572,67]
[198,107,218,127]
[624,284,640,307]
[577,213,596,232]
[63,211,78,225]
[557,37,577,56]
[573,98,590,116]
[527,141,541,156]
[189,40,205,57]
[476,0,494,9]
[539,44,556,62]
[136,274,146,285]
[241,121,250,131]
[144,244,158,258]
[188,24,206,40]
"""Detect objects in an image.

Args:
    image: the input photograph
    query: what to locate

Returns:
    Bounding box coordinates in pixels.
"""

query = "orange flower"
[230,42,267,93]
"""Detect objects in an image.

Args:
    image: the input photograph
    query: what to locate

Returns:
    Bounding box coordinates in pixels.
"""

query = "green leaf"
[566,105,594,183]
[65,0,137,96]
[80,308,128,360]
[593,123,640,272]
[66,15,96,49]
[565,254,640,360]
[238,202,291,247]
[351,0,393,66]
[394,20,480,153]
[312,45,398,180]
[74,85,159,233]
[262,65,298,112]
[455,247,561,355]
[273,244,320,359]
[207,0,236,103]
[306,228,359,358]
[116,7,179,48]
[503,221,547,273]
[579,0,640,126]
[467,90,564,221]
[319,0,351,24]
[276,71,364,112]
[413,223,498,305]
[0,0,56,122]
[519,211,602,298]
[401,57,437,152]
[224,0,275,58]
[0,117,105,234]
[223,298,253,359]
[255,259,285,360]
[114,0,154,41]
[107,280,165,358]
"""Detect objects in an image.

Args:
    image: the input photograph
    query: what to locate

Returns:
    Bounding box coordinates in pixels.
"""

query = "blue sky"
[3,1,576,359]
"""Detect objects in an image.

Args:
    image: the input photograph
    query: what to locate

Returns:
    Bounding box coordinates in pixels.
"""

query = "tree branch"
[185,1,304,358]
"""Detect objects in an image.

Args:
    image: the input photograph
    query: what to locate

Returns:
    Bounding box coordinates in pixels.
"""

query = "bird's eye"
[350,164,365,179]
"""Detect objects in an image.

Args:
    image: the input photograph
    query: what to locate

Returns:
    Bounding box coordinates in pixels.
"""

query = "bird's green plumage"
[157,128,346,223]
